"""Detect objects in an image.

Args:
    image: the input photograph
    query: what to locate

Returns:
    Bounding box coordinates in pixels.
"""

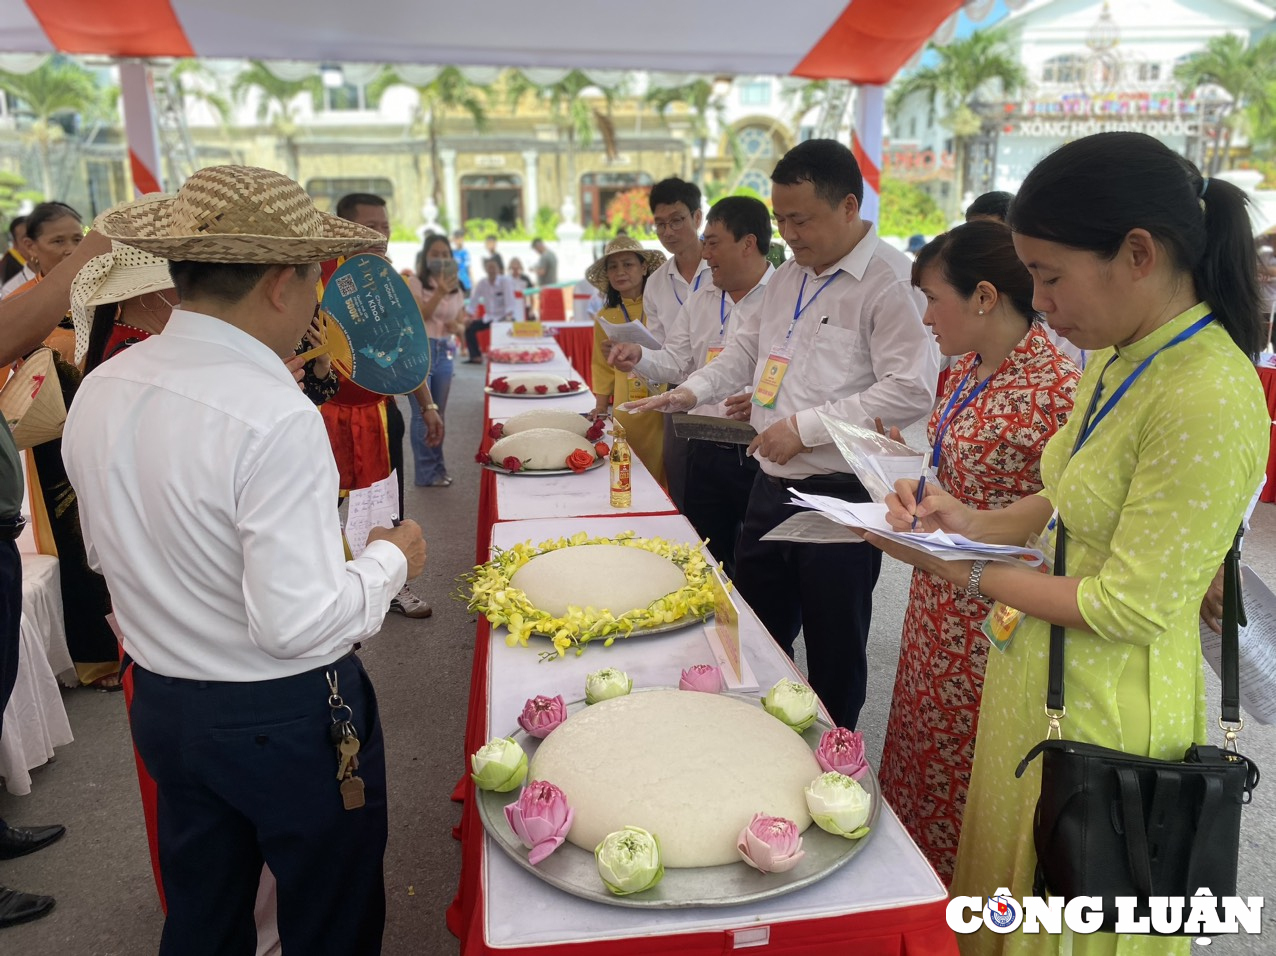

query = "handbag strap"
[1047,517,1243,728]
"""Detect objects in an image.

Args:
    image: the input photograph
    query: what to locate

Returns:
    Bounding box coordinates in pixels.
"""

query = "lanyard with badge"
[752,272,840,408]
[671,269,704,308]
[930,363,995,480]
[618,300,654,401]
[705,290,731,365]
[981,313,1215,652]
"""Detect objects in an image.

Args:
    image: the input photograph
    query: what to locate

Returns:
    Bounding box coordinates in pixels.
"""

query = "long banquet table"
[452,337,959,954]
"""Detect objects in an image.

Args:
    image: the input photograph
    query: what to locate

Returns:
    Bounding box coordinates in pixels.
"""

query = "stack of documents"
[787,490,1044,566]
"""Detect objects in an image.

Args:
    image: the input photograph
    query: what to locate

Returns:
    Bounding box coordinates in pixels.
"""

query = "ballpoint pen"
[911,473,927,531]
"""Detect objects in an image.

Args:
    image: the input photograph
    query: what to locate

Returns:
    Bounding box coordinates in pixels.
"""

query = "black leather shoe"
[0,887,55,928]
[0,825,66,860]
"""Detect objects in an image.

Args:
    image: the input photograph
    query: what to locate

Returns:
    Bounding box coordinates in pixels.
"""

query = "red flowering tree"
[605,188,655,234]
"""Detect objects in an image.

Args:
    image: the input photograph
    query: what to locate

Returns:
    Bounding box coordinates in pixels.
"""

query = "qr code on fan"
[336,274,357,297]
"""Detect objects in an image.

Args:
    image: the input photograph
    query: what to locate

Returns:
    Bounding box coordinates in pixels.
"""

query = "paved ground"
[3,357,1274,953]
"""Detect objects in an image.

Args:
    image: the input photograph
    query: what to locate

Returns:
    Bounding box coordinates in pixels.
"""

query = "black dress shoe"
[0,887,55,928]
[0,825,66,860]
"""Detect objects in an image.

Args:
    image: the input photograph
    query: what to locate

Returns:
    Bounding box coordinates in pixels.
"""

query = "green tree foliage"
[0,171,41,224]
[645,79,724,183]
[878,178,948,239]
[1175,34,1276,174]
[0,58,102,198]
[229,61,321,180]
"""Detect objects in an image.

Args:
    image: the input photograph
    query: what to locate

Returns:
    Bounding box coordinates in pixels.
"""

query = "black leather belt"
[0,515,25,541]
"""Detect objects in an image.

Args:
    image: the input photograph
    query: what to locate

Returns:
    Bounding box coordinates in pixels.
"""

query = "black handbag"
[1015,518,1261,933]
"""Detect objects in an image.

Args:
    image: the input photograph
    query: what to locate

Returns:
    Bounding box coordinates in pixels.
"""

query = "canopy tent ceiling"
[0,0,986,85]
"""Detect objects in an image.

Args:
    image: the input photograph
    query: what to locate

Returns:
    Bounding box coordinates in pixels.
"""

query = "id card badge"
[980,512,1058,653]
[626,371,650,402]
[705,345,724,365]
[752,345,793,409]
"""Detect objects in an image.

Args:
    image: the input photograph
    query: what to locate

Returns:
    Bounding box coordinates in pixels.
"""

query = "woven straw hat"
[0,348,66,449]
[94,165,383,264]
[70,235,175,365]
[585,236,666,293]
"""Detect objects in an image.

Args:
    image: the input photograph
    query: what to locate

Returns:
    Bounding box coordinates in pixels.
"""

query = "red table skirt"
[550,325,594,389]
[1258,366,1276,503]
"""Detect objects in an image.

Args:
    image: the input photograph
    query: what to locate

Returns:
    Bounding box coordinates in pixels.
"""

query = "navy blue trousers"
[130,653,387,956]
[734,471,882,730]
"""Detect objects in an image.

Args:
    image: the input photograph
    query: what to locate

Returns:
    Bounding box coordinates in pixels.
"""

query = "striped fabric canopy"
[0,0,965,85]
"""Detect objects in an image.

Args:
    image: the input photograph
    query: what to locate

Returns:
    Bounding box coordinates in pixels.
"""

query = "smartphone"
[427,258,459,283]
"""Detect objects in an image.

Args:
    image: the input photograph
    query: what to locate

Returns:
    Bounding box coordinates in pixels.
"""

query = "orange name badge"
[626,371,650,401]
[705,345,724,364]
[751,351,791,408]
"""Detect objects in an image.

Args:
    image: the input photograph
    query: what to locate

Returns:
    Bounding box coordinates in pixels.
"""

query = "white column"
[851,84,885,224]
[440,148,460,231]
[118,61,164,194]
[522,149,539,230]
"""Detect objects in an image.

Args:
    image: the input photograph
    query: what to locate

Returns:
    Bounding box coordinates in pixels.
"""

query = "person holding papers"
[609,196,772,574]
[624,139,939,729]
[868,133,1267,955]
[875,221,1079,883]
[587,236,668,486]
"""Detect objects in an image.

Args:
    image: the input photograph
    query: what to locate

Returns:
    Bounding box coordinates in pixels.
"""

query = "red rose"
[475,451,491,464]
[595,442,610,458]
[566,380,581,391]
[503,456,523,472]
[585,419,606,441]
[534,385,549,394]
[514,385,528,394]
[566,449,594,473]
[556,383,572,393]
[488,423,504,440]
[491,377,510,393]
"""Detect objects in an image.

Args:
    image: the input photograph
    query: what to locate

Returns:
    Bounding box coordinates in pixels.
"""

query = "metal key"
[335,733,361,780]
[340,775,366,810]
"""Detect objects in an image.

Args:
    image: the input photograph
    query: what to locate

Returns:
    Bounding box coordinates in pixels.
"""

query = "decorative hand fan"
[0,348,66,449]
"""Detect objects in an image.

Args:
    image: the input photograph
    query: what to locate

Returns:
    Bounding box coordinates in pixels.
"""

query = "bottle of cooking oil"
[610,421,632,508]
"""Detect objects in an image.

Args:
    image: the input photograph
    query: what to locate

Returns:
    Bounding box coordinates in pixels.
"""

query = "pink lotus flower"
[504,780,574,865]
[678,664,722,693]
[815,727,870,781]
[517,695,567,738]
[736,813,805,873]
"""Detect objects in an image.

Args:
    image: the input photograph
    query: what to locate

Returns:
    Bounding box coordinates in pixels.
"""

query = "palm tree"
[230,61,321,180]
[645,79,723,183]
[368,67,488,221]
[0,58,102,198]
[888,29,1026,210]
[1175,34,1276,176]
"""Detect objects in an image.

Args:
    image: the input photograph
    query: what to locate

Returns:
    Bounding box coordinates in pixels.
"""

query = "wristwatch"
[966,560,988,598]
[424,403,440,411]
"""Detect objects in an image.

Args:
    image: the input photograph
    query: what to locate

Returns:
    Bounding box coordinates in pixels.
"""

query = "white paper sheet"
[597,315,662,350]
[1199,565,1276,724]
[344,471,399,557]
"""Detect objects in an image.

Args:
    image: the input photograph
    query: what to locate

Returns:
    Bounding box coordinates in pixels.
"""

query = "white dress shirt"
[642,254,712,345]
[679,223,939,479]
[474,275,520,321]
[63,309,408,682]
[635,264,774,417]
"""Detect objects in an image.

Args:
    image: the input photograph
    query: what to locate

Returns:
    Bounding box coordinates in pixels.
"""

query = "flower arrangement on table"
[475,436,610,474]
[464,532,716,659]
[489,345,556,364]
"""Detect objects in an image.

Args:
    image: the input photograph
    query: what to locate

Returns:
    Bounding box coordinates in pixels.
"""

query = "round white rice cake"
[491,371,570,390]
[488,427,594,471]
[530,690,819,867]
[509,543,686,616]
[502,408,590,437]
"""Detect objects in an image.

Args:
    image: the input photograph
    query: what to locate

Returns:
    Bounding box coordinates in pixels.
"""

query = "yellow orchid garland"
[464,532,718,660]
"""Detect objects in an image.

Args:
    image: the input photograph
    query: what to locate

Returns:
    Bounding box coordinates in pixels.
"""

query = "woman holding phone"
[411,233,468,486]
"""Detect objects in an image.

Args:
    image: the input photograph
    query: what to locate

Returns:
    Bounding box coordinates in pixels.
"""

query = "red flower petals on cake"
[514,385,528,394]
[490,377,510,393]
[475,451,491,464]
[534,385,549,394]
[594,441,610,457]
[502,456,524,473]
[489,346,555,364]
[585,419,606,441]
[488,423,505,440]
[566,449,595,473]
[557,380,583,393]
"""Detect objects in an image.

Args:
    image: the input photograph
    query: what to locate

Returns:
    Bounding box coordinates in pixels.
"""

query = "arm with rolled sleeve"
[237,409,408,661]
[674,293,764,406]
[794,279,937,445]
[635,300,697,385]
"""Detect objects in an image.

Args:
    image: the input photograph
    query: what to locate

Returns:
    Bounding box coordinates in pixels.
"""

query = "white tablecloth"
[481,514,946,948]
[493,444,672,521]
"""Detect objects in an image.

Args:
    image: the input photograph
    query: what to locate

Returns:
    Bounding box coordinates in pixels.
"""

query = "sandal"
[87,673,124,693]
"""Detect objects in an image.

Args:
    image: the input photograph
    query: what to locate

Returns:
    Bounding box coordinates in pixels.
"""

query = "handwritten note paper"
[1199,565,1276,724]
[344,470,399,558]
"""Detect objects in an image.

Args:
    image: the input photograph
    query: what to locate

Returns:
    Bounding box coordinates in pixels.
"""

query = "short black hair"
[8,215,26,240]
[706,196,771,257]
[965,191,1013,223]
[24,201,82,241]
[771,139,863,207]
[168,261,309,305]
[335,193,386,221]
[531,238,545,249]
[485,234,498,243]
[648,178,702,215]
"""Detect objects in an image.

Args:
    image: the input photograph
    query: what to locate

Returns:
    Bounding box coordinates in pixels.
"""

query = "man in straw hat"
[0,228,110,929]
[63,166,426,955]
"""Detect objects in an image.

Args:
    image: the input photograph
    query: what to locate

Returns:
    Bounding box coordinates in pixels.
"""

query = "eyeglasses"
[653,215,691,233]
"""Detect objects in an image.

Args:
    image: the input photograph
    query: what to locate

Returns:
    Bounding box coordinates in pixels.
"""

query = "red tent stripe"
[851,130,882,194]
[24,0,194,57]
[128,148,163,195]
[793,0,963,85]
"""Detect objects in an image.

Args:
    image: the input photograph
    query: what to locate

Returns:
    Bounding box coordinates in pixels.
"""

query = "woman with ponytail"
[866,132,1267,955]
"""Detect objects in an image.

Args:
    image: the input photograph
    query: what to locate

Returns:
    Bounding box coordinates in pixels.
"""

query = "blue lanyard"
[671,269,704,307]
[931,362,995,470]
[619,301,635,323]
[718,290,731,338]
[1069,314,1213,457]
[786,272,840,341]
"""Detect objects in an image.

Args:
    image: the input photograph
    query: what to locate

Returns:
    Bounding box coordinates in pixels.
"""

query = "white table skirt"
[493,441,673,521]
[481,514,946,947]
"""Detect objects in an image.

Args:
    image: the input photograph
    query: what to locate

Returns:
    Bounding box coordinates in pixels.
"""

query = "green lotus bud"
[595,826,664,896]
[470,736,528,792]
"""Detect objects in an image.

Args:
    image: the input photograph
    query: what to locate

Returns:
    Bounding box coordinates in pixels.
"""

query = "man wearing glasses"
[641,178,712,508]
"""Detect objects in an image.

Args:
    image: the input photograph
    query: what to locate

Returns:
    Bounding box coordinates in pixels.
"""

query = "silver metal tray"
[484,386,586,399]
[482,456,606,477]
[476,693,879,908]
